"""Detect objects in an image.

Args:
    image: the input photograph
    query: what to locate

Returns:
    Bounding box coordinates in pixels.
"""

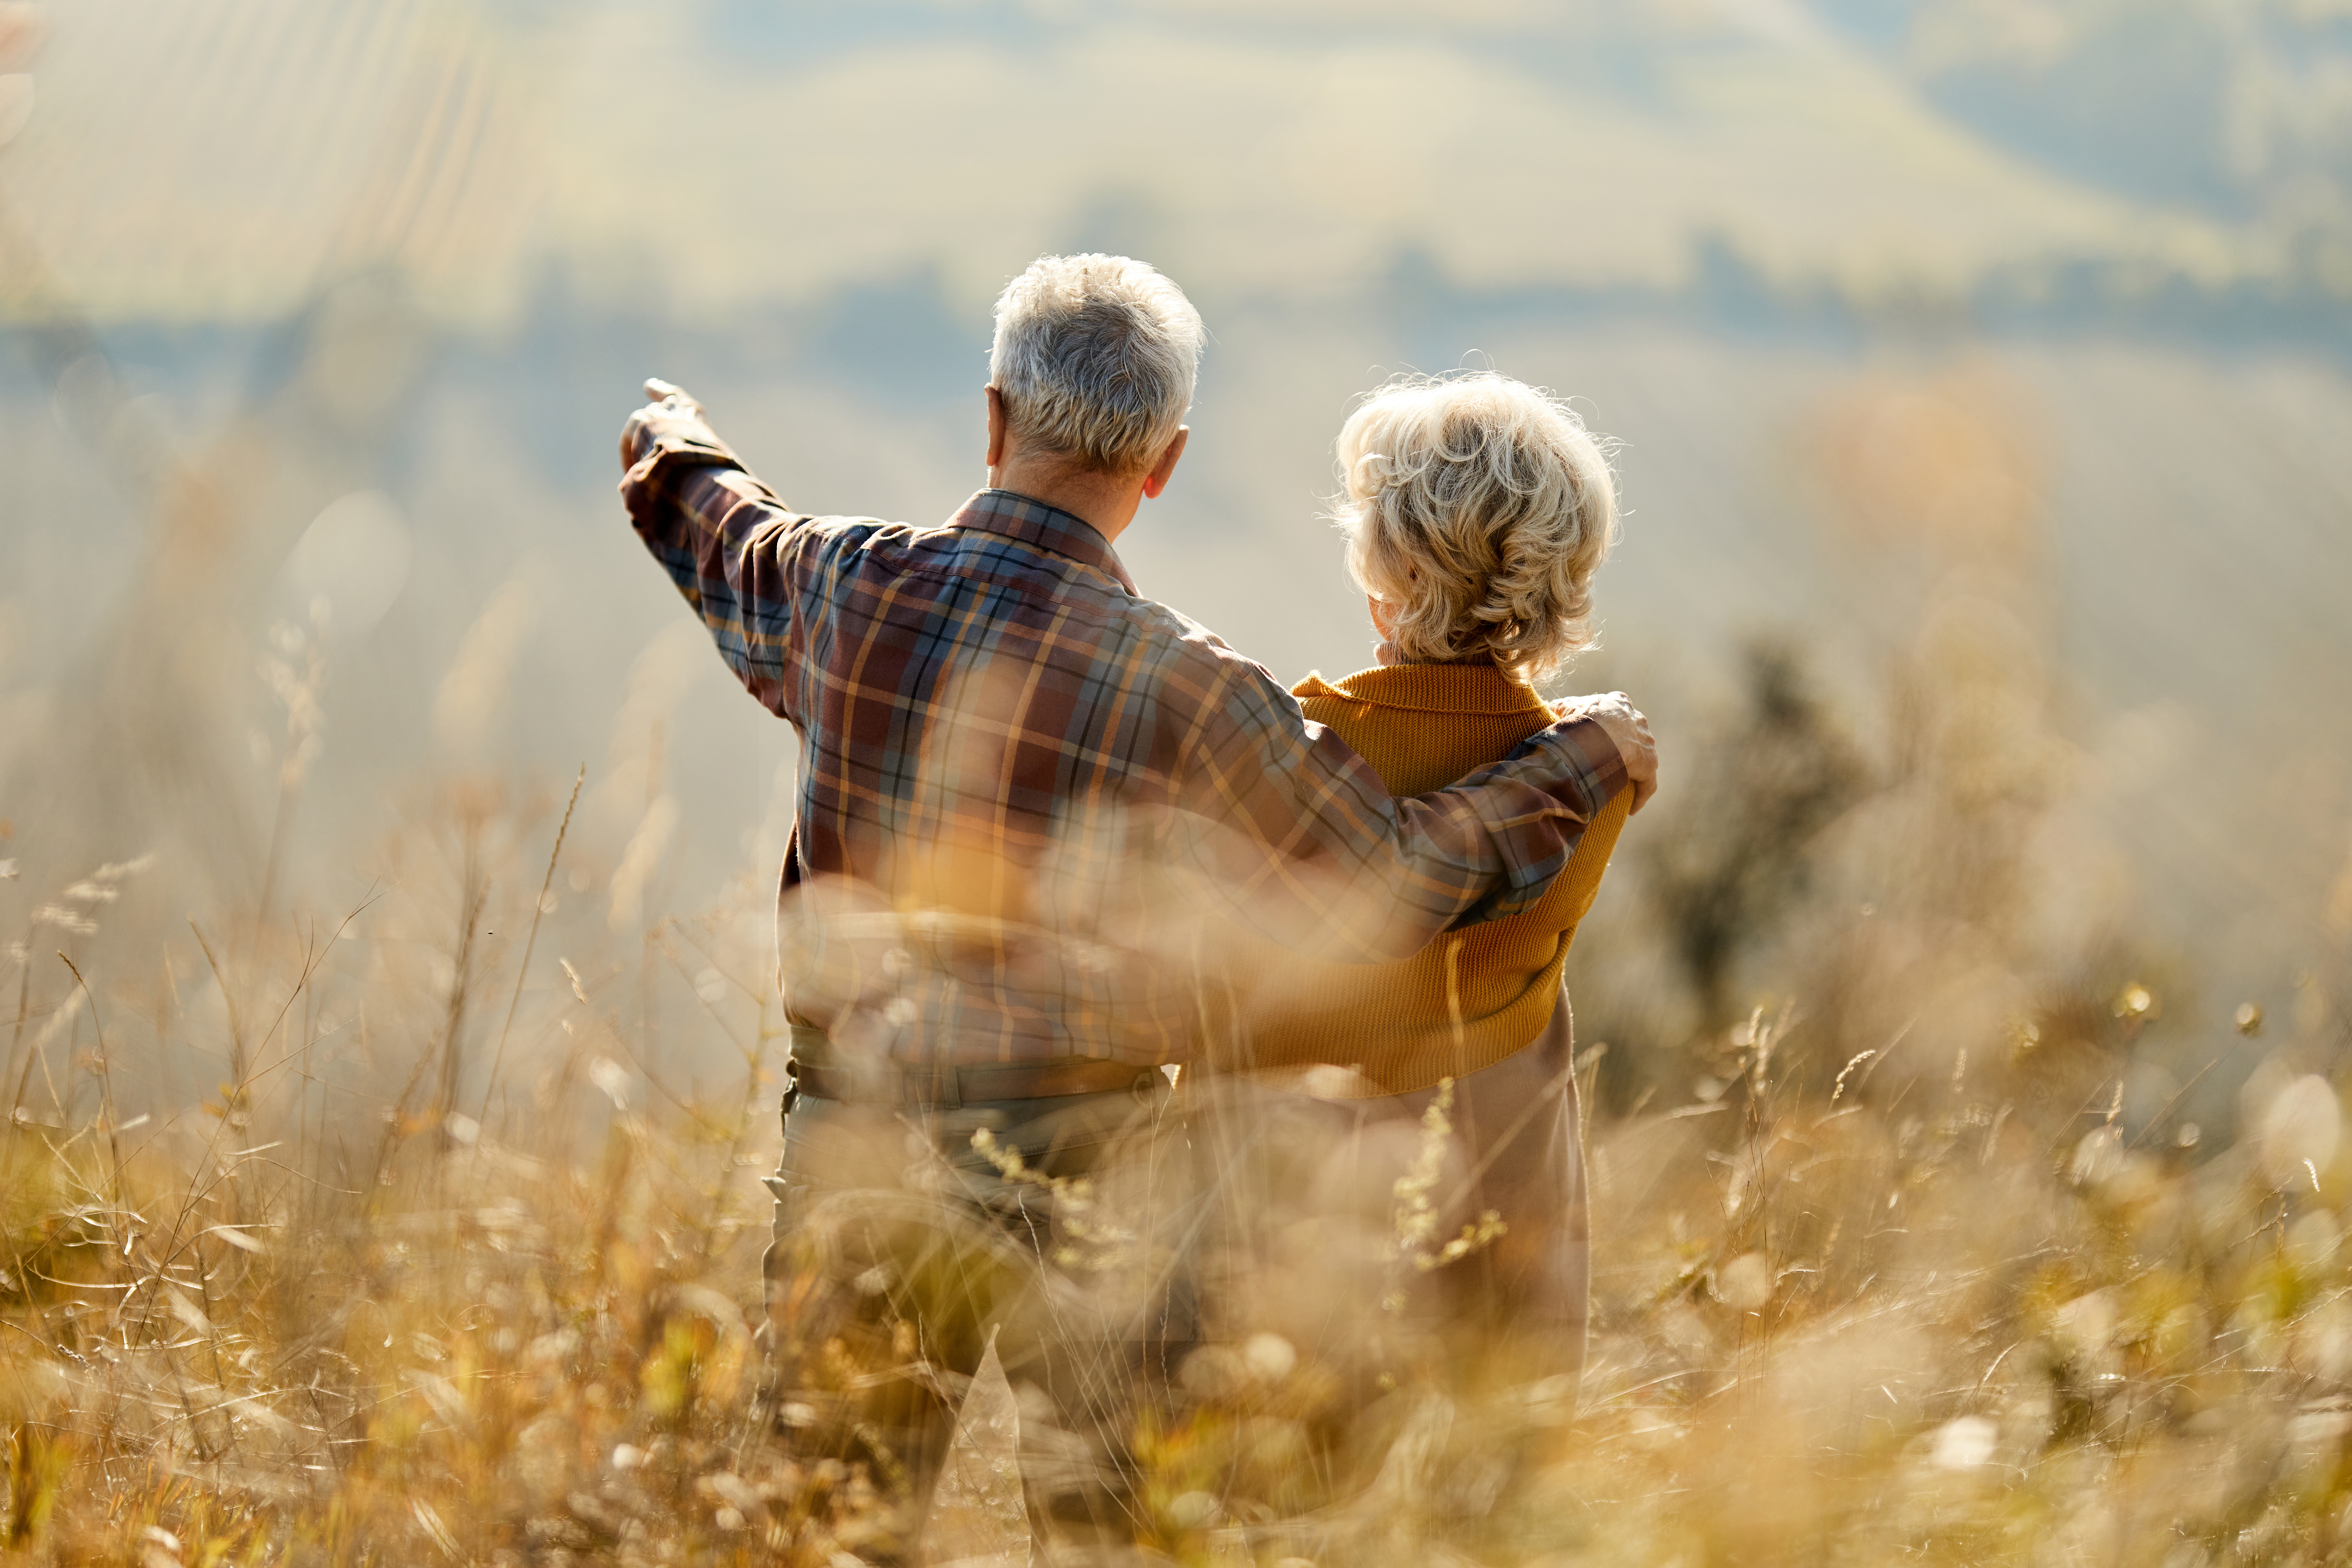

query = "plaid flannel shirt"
[620,412,1626,1069]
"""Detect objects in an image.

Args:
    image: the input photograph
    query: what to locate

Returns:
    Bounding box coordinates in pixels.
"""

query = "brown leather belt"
[785,1023,1167,1107]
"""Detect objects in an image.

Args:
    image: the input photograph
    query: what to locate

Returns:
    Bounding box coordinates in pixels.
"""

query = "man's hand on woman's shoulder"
[1552,691,1658,814]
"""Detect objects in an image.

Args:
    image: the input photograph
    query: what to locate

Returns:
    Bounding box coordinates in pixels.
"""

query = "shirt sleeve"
[618,414,816,722]
[1169,652,1627,965]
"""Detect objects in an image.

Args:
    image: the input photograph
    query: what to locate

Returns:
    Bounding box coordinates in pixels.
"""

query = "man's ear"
[985,384,1008,470]
[1140,426,1189,500]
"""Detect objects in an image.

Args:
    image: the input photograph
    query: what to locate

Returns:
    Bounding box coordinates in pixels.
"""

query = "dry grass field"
[6,586,2351,1567]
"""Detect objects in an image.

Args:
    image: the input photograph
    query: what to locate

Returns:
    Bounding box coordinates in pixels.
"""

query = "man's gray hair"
[989,254,1205,474]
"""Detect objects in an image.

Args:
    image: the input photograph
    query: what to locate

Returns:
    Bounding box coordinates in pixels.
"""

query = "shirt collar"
[1297,661,1552,716]
[948,489,1137,595]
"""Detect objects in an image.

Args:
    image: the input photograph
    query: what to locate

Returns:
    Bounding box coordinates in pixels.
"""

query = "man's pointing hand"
[620,378,718,468]
[1554,691,1659,814]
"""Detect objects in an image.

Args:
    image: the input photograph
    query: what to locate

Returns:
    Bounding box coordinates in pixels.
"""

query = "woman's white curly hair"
[1335,372,1618,684]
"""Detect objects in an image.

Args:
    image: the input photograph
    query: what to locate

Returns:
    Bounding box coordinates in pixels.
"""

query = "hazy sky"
[6,0,2339,325]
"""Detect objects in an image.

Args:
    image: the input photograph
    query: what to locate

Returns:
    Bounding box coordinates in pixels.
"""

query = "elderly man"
[618,254,1654,1533]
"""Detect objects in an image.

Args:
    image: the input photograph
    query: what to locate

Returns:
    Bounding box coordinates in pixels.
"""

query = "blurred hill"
[7,0,2349,321]
[1,0,2347,1119]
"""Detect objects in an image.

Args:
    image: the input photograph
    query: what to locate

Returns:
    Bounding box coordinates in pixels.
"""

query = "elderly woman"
[1218,371,1636,1390]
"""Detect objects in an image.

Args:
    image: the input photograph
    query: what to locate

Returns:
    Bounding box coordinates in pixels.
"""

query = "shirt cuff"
[1537,714,1630,822]
[1443,715,1628,925]
[619,424,745,526]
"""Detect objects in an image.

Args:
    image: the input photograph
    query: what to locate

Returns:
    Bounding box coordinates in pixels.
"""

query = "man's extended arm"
[617,380,812,720]
[617,382,1660,968]
[1171,644,1651,966]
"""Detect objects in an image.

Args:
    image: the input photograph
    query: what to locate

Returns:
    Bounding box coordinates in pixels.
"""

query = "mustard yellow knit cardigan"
[1238,662,1631,1094]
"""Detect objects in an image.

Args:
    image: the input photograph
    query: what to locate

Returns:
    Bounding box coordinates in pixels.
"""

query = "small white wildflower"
[1716,1252,1774,1311]
[588,1057,631,1111]
[1243,1332,1296,1382]
[1930,1415,1998,1471]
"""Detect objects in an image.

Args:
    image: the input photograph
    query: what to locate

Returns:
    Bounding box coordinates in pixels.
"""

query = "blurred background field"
[4,0,2352,1562]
